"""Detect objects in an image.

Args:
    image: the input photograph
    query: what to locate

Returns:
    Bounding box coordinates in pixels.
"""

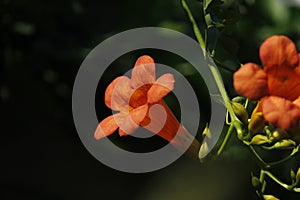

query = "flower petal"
[260,35,298,71]
[115,104,148,135]
[131,55,156,89]
[262,96,300,130]
[233,63,268,100]
[129,84,151,108]
[104,76,123,109]
[293,96,300,107]
[94,114,119,140]
[267,68,300,100]
[147,73,175,104]
[105,76,132,112]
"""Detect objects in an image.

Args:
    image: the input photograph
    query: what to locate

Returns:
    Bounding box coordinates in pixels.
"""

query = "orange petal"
[142,101,181,144]
[141,101,197,151]
[293,96,300,108]
[260,35,298,71]
[147,73,175,104]
[262,96,300,130]
[267,68,300,101]
[129,84,151,108]
[295,53,300,74]
[94,114,119,140]
[118,129,128,137]
[131,55,156,89]
[106,76,132,112]
[115,104,148,136]
[104,76,123,109]
[233,63,268,100]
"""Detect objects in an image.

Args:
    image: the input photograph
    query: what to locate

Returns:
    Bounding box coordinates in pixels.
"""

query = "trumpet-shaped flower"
[234,35,300,130]
[94,55,200,155]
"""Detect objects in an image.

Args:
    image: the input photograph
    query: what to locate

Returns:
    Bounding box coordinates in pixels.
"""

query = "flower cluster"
[234,35,300,131]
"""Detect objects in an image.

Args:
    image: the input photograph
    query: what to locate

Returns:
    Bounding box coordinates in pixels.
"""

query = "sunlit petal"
[293,96,300,108]
[94,114,119,140]
[147,73,175,104]
[115,105,148,135]
[131,55,156,89]
[233,63,268,100]
[108,76,132,112]
[104,76,123,109]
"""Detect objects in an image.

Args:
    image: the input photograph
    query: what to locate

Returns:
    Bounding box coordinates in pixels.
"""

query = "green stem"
[249,145,270,169]
[263,170,291,190]
[268,146,299,167]
[248,144,299,169]
[180,0,206,56]
[217,123,234,155]
[209,64,238,122]
[181,0,238,124]
[181,0,244,156]
[259,169,266,193]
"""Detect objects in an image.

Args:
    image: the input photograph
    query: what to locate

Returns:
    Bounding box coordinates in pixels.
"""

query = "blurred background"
[1,0,300,199]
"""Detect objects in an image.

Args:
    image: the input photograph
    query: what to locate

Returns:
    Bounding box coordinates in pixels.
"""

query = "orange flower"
[94,55,200,155]
[234,35,300,130]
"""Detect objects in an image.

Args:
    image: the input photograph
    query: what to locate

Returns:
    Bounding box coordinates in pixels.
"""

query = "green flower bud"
[263,195,279,200]
[273,139,296,149]
[248,112,265,133]
[250,134,269,145]
[291,169,296,181]
[296,167,300,183]
[232,102,248,124]
[232,96,247,105]
[271,129,288,141]
[251,175,262,190]
[201,123,211,139]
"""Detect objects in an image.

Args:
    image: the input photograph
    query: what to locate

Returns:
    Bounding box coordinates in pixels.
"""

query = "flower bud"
[232,102,248,124]
[291,169,296,181]
[250,134,269,145]
[202,123,211,139]
[248,112,265,133]
[271,129,288,142]
[263,195,279,200]
[251,175,262,190]
[296,167,300,183]
[232,96,247,105]
[273,139,296,149]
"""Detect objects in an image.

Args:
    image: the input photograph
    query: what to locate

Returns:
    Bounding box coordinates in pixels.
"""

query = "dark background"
[1,0,300,199]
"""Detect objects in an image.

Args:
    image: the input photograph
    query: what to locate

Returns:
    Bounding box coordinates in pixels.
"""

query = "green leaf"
[204,0,213,11]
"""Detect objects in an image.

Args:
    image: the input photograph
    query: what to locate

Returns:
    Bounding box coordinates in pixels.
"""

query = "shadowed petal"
[267,68,300,100]
[131,55,156,89]
[115,104,148,135]
[106,76,132,112]
[262,96,300,130]
[147,73,175,104]
[260,35,298,71]
[233,63,268,100]
[94,114,119,140]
